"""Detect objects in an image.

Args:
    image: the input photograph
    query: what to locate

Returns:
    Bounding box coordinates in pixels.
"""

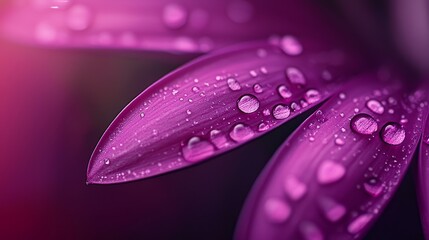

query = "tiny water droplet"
[104,159,110,165]
[380,122,405,145]
[229,123,254,142]
[334,138,345,146]
[237,94,260,113]
[278,85,292,99]
[284,176,307,200]
[258,122,269,132]
[163,4,188,29]
[182,137,215,162]
[227,0,254,23]
[286,67,306,85]
[192,86,200,93]
[210,130,229,149]
[366,99,384,114]
[257,49,267,58]
[140,112,145,118]
[253,83,263,93]
[347,214,372,234]
[264,198,291,223]
[227,78,241,91]
[317,161,345,184]
[186,109,192,115]
[273,104,291,119]
[281,35,302,55]
[304,89,321,104]
[350,113,378,135]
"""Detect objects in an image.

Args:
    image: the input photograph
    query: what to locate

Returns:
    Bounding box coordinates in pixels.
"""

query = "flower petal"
[1,0,357,53]
[236,72,428,240]
[418,108,429,238]
[86,40,364,184]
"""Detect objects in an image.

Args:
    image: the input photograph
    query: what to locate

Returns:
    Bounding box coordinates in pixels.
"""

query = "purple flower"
[3,0,428,239]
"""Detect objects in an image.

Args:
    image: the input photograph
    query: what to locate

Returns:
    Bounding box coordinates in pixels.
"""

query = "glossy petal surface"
[87,40,363,184]
[419,108,429,238]
[236,72,428,240]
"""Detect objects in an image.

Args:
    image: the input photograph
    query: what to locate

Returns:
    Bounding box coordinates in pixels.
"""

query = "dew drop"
[284,176,307,200]
[163,4,188,29]
[366,99,384,114]
[258,122,269,132]
[140,112,145,118]
[192,86,200,93]
[317,161,345,184]
[46,0,72,9]
[263,108,271,116]
[334,138,345,146]
[253,83,263,93]
[319,197,346,222]
[237,94,260,113]
[229,123,254,142]
[363,178,383,197]
[227,0,254,23]
[304,89,321,104]
[347,214,372,234]
[264,198,291,223]
[300,222,324,240]
[350,113,378,135]
[273,104,291,120]
[67,4,91,31]
[182,137,215,162]
[380,122,405,145]
[278,85,292,99]
[210,130,229,149]
[104,159,110,165]
[286,67,306,85]
[227,78,241,91]
[280,35,302,55]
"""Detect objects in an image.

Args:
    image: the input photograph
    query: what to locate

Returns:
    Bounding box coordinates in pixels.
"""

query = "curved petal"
[1,0,357,53]
[86,40,365,184]
[418,105,429,238]
[236,72,428,240]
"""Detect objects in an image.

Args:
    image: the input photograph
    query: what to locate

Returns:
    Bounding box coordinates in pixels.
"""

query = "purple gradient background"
[0,1,426,240]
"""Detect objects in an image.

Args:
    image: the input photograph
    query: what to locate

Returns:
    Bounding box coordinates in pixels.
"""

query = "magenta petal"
[418,110,429,238]
[1,0,356,53]
[236,73,428,240]
[86,40,363,184]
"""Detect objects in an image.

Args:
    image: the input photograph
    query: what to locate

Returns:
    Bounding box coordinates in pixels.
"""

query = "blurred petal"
[1,0,357,53]
[418,106,429,238]
[87,40,364,184]
[236,72,428,240]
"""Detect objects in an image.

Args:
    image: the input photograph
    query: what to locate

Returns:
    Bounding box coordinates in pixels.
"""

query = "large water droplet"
[278,85,292,99]
[304,89,321,104]
[273,104,291,119]
[163,4,188,29]
[347,214,372,234]
[182,137,215,162]
[366,99,384,114]
[286,67,306,85]
[229,123,254,142]
[237,94,260,113]
[227,78,241,91]
[280,35,302,55]
[264,198,291,223]
[67,4,91,31]
[350,113,378,135]
[319,197,346,222]
[284,176,307,200]
[380,122,405,145]
[300,222,324,240]
[317,161,345,184]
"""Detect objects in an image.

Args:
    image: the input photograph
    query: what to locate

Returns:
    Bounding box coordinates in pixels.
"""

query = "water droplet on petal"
[258,122,269,132]
[319,197,346,222]
[366,99,384,114]
[237,94,260,113]
[300,222,324,240]
[284,176,307,200]
[304,89,321,104]
[192,86,200,93]
[273,104,291,120]
[163,4,188,29]
[227,78,241,91]
[210,130,229,149]
[317,161,345,184]
[46,0,72,9]
[140,112,145,118]
[67,4,91,31]
[347,214,372,234]
[253,83,263,93]
[280,35,302,55]
[264,198,291,223]
[350,114,378,135]
[286,67,306,85]
[263,108,271,116]
[363,178,383,197]
[104,159,110,165]
[278,85,292,99]
[182,137,215,162]
[229,123,254,142]
[380,122,405,145]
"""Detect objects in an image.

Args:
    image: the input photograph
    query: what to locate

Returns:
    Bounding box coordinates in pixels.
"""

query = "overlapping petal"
[86,39,364,184]
[236,72,428,240]
[1,0,359,53]
[418,107,429,238]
